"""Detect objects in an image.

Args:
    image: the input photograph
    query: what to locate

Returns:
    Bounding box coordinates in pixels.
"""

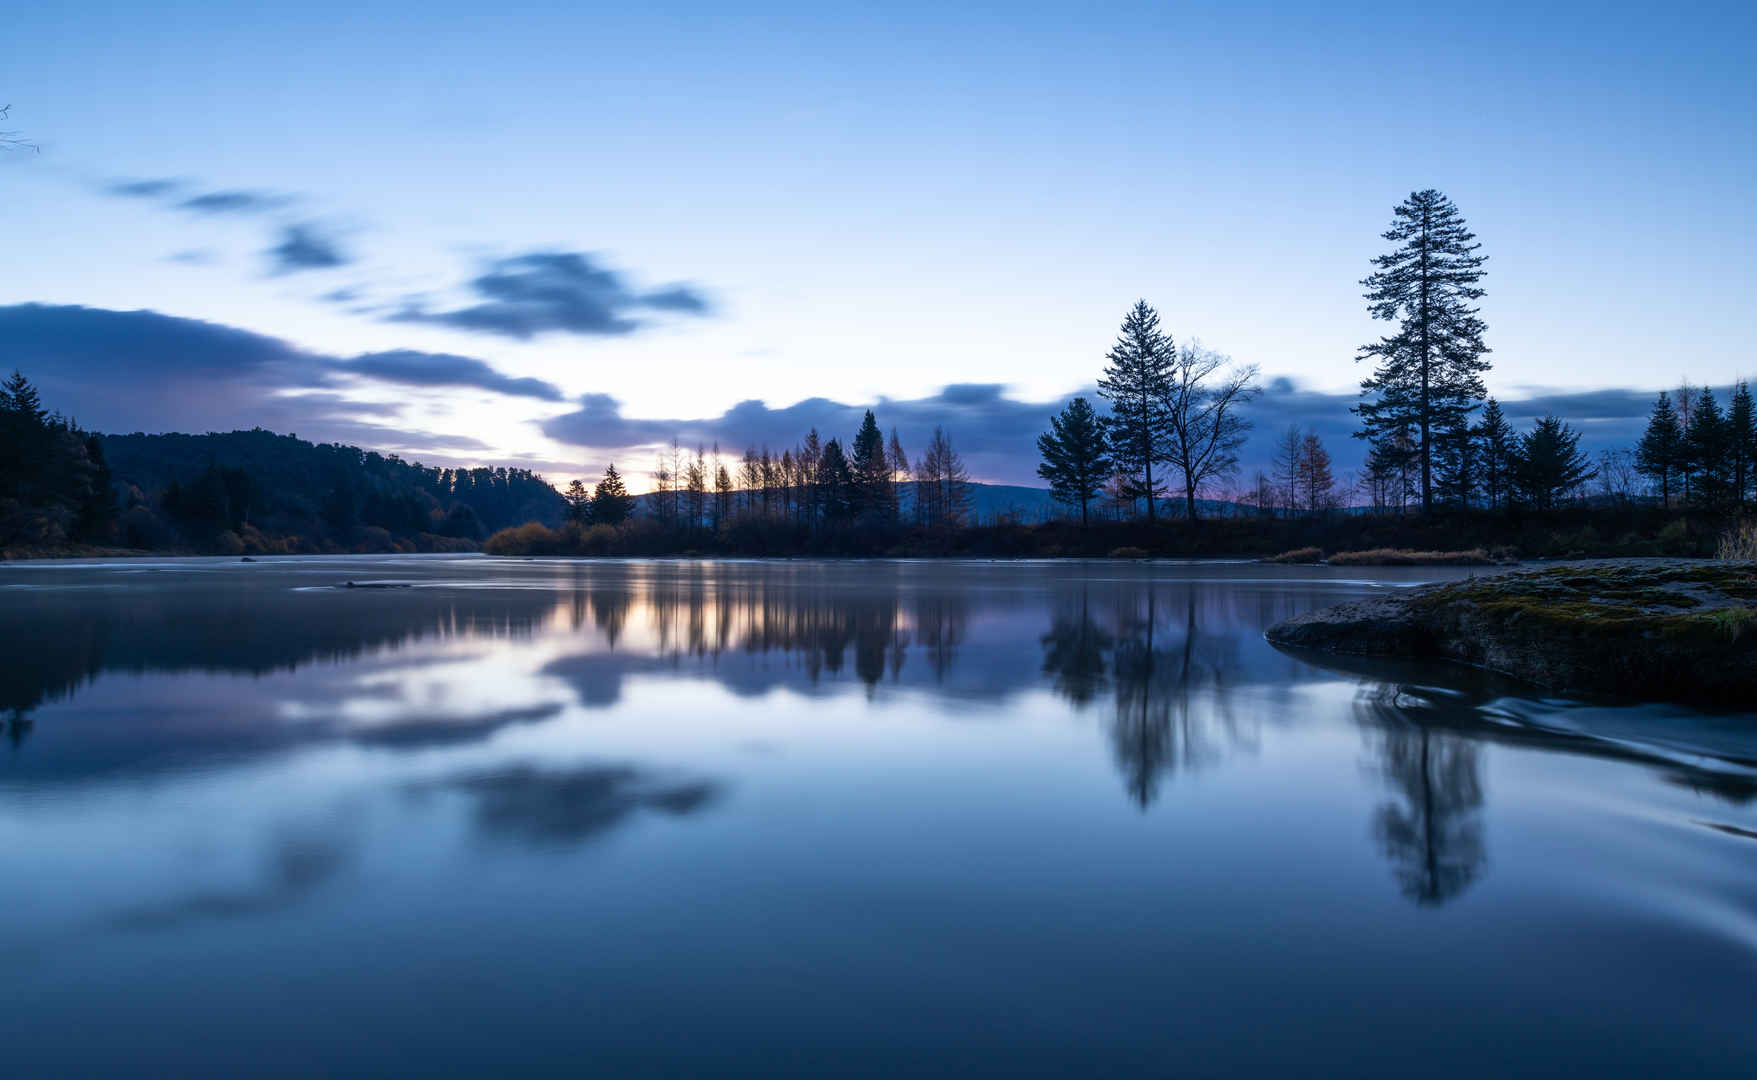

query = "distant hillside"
[98,428,566,552]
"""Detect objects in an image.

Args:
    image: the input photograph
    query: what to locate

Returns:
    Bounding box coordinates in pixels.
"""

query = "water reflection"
[3,559,1756,1073]
[418,763,721,851]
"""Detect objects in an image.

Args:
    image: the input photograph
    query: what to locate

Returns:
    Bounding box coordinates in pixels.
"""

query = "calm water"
[2,556,1754,1076]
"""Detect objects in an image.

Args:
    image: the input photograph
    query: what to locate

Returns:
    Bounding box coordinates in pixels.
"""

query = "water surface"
[2,556,1753,1075]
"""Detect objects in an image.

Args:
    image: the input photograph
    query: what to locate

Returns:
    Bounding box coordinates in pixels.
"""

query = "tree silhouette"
[1164,343,1259,521]
[1355,189,1490,515]
[1474,397,1514,510]
[1097,300,1175,521]
[592,463,634,524]
[1036,396,1111,526]
[1511,414,1596,510]
[563,479,592,524]
[849,410,891,521]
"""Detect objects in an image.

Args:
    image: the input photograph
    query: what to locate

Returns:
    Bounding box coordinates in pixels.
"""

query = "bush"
[483,522,561,555]
[1267,547,1324,564]
[1718,520,1757,561]
[1108,546,1149,559]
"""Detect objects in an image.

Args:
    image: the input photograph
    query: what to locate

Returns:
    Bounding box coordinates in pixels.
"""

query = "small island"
[1267,560,1757,705]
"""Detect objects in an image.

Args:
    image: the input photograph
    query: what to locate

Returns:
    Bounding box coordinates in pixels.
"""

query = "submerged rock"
[1267,560,1757,705]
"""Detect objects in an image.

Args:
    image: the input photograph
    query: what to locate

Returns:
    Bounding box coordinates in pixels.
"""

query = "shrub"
[1717,520,1757,561]
[483,522,561,555]
[1267,547,1324,564]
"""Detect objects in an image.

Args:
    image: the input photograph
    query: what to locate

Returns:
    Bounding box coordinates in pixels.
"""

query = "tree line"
[1036,188,1739,528]
[553,414,975,537]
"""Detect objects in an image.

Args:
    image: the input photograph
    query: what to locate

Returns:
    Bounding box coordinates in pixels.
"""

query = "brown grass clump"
[1327,547,1493,566]
[1717,520,1757,562]
[1266,547,1324,564]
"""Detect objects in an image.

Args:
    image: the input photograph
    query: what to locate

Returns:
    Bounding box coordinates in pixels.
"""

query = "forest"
[3,189,1753,561]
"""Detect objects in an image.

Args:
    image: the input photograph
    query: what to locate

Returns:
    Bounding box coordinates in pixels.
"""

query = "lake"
[2,556,1753,1076]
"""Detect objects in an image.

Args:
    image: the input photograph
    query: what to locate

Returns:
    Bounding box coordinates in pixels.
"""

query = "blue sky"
[5,2,1754,485]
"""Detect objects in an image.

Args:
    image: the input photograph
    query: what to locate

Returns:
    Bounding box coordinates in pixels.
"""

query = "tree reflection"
[1357,685,1487,907]
[1042,586,1249,808]
[1039,594,1111,706]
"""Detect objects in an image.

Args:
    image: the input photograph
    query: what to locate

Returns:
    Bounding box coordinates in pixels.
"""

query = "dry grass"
[1717,521,1757,561]
[1266,547,1325,564]
[1327,547,1494,566]
[1107,546,1150,559]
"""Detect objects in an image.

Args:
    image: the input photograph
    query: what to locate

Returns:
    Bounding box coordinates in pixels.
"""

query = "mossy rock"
[1268,559,1757,705]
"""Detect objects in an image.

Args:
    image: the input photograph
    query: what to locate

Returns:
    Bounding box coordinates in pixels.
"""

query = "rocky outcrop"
[1267,560,1757,705]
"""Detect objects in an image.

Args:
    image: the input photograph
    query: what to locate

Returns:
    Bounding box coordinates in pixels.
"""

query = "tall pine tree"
[1096,300,1174,522]
[1354,190,1490,515]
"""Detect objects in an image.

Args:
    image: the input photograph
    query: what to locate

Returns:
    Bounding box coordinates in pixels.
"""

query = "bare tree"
[1163,344,1259,522]
[0,106,37,154]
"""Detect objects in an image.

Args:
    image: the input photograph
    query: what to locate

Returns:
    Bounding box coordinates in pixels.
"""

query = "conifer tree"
[1096,300,1175,522]
[817,438,854,522]
[1731,381,1756,511]
[886,428,909,518]
[1474,397,1514,511]
[1036,396,1111,526]
[592,463,633,524]
[1296,431,1335,513]
[714,465,733,529]
[1354,190,1490,515]
[1688,387,1733,511]
[1511,415,1595,510]
[850,409,890,519]
[563,478,593,524]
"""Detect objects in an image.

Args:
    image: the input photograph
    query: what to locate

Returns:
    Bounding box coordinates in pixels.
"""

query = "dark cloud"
[268,223,349,273]
[0,304,560,447]
[391,251,711,340]
[540,384,1086,484]
[177,189,294,215]
[106,177,183,199]
[345,350,565,402]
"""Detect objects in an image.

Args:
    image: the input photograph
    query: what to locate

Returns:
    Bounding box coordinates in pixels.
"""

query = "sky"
[5,2,1755,486]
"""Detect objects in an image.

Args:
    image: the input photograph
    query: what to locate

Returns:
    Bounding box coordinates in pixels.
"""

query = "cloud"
[541,383,1085,483]
[267,223,348,273]
[391,251,711,340]
[167,249,218,266]
[105,177,183,199]
[177,189,294,215]
[344,350,565,402]
[0,304,561,449]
